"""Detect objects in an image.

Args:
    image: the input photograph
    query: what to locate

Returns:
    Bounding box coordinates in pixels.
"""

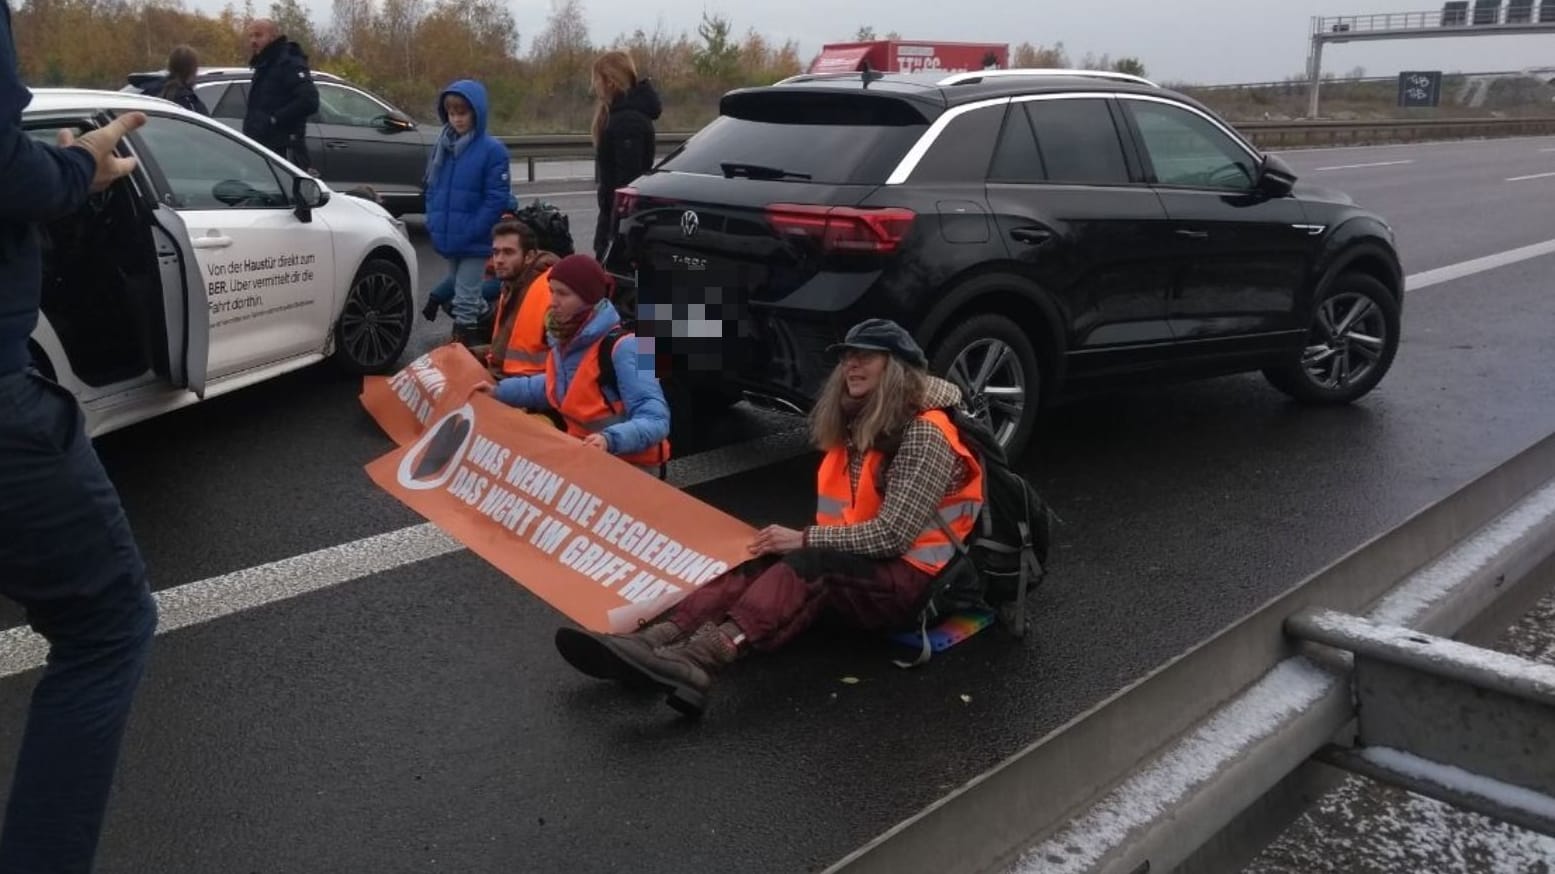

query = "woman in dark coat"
[157,45,208,115]
[589,50,661,260]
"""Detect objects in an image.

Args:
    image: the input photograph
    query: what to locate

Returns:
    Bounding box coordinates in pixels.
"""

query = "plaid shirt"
[804,417,970,559]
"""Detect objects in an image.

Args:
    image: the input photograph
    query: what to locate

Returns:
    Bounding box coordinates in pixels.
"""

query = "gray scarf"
[424,125,476,187]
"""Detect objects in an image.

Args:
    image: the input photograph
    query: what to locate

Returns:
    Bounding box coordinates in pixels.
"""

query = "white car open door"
[146,203,210,398]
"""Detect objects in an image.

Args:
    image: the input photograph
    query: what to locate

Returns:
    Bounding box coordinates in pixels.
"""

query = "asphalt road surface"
[2,136,1555,873]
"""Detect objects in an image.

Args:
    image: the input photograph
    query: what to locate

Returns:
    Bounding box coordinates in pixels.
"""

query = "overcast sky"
[232,0,1555,84]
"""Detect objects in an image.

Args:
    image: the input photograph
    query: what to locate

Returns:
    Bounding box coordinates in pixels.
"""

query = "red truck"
[807,40,1010,75]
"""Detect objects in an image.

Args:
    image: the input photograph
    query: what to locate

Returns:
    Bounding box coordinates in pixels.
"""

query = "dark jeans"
[0,370,157,874]
[668,549,933,652]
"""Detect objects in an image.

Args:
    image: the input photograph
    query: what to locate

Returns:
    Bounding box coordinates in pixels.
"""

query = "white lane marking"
[0,423,813,680]
[1406,238,1555,291]
[1311,159,1415,172]
[1506,171,1555,182]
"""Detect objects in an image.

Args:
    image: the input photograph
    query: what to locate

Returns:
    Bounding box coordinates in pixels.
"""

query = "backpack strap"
[596,328,624,399]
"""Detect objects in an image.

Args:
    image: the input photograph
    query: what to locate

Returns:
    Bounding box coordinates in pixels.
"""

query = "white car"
[23,89,419,437]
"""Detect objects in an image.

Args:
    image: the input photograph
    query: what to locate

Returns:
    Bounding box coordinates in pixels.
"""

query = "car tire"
[929,313,1042,459]
[1263,273,1400,405]
[333,258,413,375]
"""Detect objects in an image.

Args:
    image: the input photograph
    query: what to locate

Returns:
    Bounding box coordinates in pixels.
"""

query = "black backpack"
[926,408,1054,638]
[513,200,575,257]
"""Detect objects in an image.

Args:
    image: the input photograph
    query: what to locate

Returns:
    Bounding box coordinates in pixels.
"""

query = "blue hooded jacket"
[425,80,512,260]
[493,300,671,458]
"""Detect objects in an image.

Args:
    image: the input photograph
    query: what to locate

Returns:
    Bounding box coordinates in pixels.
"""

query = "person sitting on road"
[491,254,670,475]
[552,319,985,718]
[479,219,561,378]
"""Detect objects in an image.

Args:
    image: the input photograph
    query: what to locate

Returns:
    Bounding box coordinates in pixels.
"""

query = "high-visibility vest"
[489,269,552,376]
[545,329,672,474]
[813,409,983,575]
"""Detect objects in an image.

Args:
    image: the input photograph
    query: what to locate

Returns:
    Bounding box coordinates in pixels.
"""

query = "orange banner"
[362,344,758,633]
[360,344,495,446]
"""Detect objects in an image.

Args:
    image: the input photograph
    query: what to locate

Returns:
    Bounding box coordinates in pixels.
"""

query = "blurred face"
[490,234,529,280]
[443,95,474,134]
[840,350,888,399]
[246,23,277,57]
[548,279,588,320]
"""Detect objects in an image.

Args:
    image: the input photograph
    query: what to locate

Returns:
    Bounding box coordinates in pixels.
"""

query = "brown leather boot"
[607,622,741,717]
[554,621,687,686]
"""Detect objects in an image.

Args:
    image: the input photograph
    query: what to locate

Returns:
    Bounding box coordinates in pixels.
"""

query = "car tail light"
[766,204,917,254]
[613,186,640,219]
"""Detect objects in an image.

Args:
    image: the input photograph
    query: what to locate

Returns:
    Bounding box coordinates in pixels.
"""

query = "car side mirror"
[293,175,329,223]
[1257,153,1298,197]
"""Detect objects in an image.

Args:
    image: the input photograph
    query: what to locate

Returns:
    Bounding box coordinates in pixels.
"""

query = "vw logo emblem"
[680,210,700,237]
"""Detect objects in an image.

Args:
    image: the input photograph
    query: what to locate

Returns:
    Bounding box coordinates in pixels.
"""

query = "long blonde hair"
[590,51,638,145]
[809,356,927,453]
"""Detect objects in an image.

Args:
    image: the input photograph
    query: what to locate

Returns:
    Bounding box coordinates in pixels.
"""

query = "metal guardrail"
[500,117,1555,180]
[822,429,1555,874]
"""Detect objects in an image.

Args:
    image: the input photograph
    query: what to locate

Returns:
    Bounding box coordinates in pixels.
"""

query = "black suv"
[124,67,434,215]
[606,69,1403,458]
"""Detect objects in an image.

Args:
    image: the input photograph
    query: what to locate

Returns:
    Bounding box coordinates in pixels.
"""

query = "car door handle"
[191,234,233,250]
[1175,229,1210,240]
[1009,227,1054,245]
[325,140,350,149]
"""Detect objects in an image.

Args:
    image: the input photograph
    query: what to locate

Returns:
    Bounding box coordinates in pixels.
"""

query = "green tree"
[854,26,875,41]
[692,12,738,78]
[268,0,320,53]
[1013,41,1069,68]
[1113,57,1147,78]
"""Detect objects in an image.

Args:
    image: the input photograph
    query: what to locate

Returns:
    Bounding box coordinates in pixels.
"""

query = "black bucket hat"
[826,318,928,370]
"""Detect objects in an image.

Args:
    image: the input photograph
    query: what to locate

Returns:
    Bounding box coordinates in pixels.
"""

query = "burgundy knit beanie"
[548,254,613,305]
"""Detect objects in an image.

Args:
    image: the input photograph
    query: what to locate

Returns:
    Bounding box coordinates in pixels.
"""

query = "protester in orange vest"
[484,219,559,378]
[553,319,984,717]
[490,254,671,475]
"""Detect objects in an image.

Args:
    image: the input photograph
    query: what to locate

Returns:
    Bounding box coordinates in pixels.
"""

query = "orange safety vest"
[813,409,983,575]
[545,330,672,474]
[489,269,552,376]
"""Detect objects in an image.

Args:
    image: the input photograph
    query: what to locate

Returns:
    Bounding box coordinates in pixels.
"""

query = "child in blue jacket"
[424,79,512,346]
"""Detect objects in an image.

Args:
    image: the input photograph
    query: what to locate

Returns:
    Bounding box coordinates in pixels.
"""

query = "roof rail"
[938,68,1160,89]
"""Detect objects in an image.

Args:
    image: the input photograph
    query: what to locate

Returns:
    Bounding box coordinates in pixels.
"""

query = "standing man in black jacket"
[1,1,158,871]
[243,18,319,173]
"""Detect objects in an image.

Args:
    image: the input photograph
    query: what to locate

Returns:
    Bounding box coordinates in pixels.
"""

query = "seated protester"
[491,254,670,476]
[552,319,984,717]
[483,219,560,378]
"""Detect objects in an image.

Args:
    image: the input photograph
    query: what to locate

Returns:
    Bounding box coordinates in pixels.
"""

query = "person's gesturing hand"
[57,112,148,193]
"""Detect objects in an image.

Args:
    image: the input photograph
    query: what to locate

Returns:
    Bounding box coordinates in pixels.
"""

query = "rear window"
[659,92,930,185]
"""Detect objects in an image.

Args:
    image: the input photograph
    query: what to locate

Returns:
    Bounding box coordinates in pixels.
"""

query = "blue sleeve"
[465,139,510,250]
[493,373,548,410]
[601,336,671,456]
[0,5,94,222]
